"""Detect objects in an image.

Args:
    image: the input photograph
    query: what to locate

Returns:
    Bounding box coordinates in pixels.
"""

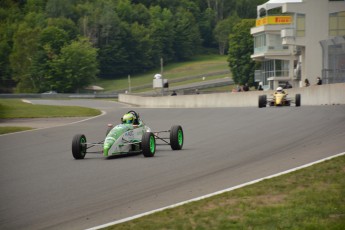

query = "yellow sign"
[256,16,292,27]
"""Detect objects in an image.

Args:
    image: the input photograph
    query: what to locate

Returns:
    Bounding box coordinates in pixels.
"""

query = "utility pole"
[160,57,163,74]
[128,74,131,93]
[160,58,164,95]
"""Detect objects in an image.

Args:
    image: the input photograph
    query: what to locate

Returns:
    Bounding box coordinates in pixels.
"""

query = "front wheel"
[295,94,301,107]
[142,132,156,157]
[258,95,267,108]
[170,125,184,150]
[72,134,87,159]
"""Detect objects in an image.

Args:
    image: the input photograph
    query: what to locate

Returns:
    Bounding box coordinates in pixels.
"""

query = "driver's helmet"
[122,113,135,124]
[276,87,283,92]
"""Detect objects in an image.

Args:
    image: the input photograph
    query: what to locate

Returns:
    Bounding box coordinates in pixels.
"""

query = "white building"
[251,0,345,90]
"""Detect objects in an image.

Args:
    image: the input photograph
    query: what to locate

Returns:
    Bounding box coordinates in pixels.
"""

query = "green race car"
[72,110,184,159]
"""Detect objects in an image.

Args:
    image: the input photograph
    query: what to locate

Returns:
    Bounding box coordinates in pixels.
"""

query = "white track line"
[86,151,345,230]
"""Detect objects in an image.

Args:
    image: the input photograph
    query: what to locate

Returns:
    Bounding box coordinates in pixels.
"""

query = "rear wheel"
[295,94,301,107]
[142,132,156,157]
[72,134,87,159]
[170,125,184,150]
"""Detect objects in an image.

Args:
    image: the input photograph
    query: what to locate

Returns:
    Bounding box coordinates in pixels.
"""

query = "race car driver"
[122,112,141,126]
[275,87,286,94]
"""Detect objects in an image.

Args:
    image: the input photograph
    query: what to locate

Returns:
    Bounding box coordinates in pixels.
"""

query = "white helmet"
[276,87,283,92]
[154,74,162,79]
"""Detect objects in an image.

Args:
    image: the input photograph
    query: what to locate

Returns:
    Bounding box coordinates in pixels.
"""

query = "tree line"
[0,0,265,93]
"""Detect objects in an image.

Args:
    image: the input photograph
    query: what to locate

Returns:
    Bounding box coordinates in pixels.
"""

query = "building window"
[261,59,289,82]
[275,60,289,77]
[296,14,305,37]
[254,34,266,48]
[268,34,280,48]
[329,11,345,36]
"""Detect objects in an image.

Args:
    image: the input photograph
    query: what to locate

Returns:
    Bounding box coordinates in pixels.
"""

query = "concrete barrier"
[119,83,345,108]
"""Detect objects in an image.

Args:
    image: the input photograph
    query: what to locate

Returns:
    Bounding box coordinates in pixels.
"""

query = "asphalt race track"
[1,100,345,230]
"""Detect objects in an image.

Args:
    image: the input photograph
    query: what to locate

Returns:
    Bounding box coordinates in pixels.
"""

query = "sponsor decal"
[125,130,134,137]
[256,16,292,26]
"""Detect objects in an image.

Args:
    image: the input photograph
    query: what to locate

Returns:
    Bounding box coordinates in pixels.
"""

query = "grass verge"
[0,126,33,134]
[0,99,101,119]
[0,99,101,134]
[106,154,345,229]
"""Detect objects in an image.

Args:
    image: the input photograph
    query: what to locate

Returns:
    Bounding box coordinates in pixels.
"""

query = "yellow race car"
[258,89,301,108]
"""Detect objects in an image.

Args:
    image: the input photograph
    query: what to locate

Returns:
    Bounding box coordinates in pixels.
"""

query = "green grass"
[170,74,231,87]
[106,155,345,229]
[0,99,101,119]
[131,74,232,93]
[0,126,33,134]
[95,55,229,92]
[0,99,102,134]
[200,85,257,93]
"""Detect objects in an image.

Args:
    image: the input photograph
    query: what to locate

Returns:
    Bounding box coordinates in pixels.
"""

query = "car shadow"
[106,151,142,160]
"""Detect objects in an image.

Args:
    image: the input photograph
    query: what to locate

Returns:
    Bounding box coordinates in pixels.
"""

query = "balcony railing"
[281,28,295,37]
[254,45,289,55]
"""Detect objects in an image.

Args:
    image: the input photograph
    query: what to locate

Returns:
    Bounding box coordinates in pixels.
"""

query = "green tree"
[116,0,150,25]
[77,0,130,77]
[98,39,129,78]
[149,6,175,64]
[39,26,69,54]
[97,16,130,77]
[0,35,13,92]
[236,0,267,19]
[49,37,99,93]
[173,8,201,60]
[47,17,79,41]
[122,22,154,73]
[29,26,69,92]
[213,14,240,55]
[45,0,75,19]
[24,0,46,14]
[0,0,22,92]
[2,0,265,91]
[198,7,217,48]
[133,0,191,13]
[9,10,47,93]
[228,19,256,85]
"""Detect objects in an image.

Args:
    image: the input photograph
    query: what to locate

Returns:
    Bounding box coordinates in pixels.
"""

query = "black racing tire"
[170,125,184,150]
[72,134,87,159]
[295,94,301,107]
[142,132,156,157]
[258,95,263,108]
[258,95,266,108]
